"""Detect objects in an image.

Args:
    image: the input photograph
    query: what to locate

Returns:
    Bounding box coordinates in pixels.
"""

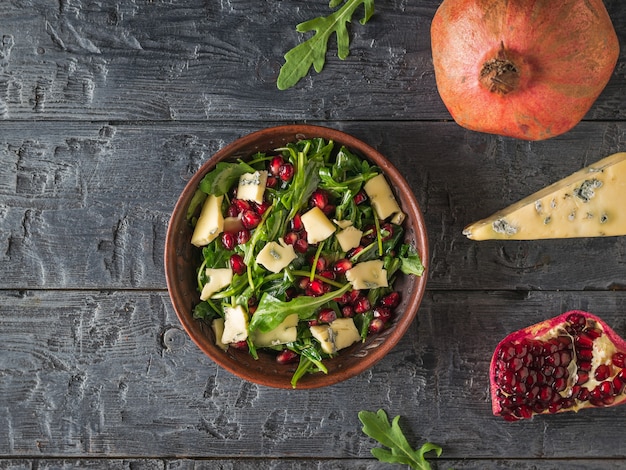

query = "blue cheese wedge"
[236,170,268,204]
[364,174,404,222]
[221,305,249,344]
[345,259,388,290]
[464,152,626,240]
[310,318,361,355]
[301,206,336,243]
[199,268,233,300]
[191,194,224,247]
[251,314,299,347]
[256,238,297,273]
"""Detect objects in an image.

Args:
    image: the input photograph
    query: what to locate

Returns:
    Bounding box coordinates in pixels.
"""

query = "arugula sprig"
[277,0,375,90]
[359,410,443,470]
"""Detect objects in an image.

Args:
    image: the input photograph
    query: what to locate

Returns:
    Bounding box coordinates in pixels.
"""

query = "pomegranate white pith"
[490,311,626,421]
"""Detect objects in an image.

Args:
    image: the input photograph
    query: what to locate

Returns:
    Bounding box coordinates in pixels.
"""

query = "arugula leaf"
[358,410,442,470]
[277,0,375,90]
[398,244,425,276]
[249,283,351,333]
[199,162,253,196]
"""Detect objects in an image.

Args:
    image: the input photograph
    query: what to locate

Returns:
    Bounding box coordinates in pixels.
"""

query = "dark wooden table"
[1,1,625,468]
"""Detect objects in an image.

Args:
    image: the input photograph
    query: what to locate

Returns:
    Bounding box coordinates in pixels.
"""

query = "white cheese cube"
[301,206,336,244]
[191,194,224,247]
[252,314,299,347]
[364,174,402,221]
[221,305,249,344]
[199,268,233,300]
[236,170,268,204]
[335,226,363,252]
[345,259,388,290]
[256,238,297,273]
[310,318,361,355]
[211,318,228,351]
[223,215,244,233]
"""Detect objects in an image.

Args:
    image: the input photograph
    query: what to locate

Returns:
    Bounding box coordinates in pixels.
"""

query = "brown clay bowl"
[164,124,428,389]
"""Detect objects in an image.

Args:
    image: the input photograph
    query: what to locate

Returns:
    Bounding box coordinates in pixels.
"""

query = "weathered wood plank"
[0,458,624,470]
[1,289,626,459]
[0,0,624,121]
[1,120,625,290]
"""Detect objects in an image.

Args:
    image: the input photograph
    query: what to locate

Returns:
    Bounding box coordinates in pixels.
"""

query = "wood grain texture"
[1,290,626,459]
[0,0,623,121]
[1,120,625,290]
[2,0,626,466]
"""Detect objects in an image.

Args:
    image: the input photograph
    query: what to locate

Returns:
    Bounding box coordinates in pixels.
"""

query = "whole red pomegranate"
[431,0,620,140]
[490,311,626,421]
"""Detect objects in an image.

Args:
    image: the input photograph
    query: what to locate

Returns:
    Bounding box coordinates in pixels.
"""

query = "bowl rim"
[165,124,429,389]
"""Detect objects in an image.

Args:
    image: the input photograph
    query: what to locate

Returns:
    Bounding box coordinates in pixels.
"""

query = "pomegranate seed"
[241,210,262,229]
[566,312,587,331]
[380,223,394,241]
[353,190,367,205]
[306,279,325,297]
[348,246,364,259]
[309,189,329,209]
[276,349,299,365]
[297,277,310,290]
[319,270,336,280]
[368,318,385,334]
[309,255,327,272]
[265,176,278,188]
[234,199,251,213]
[333,258,353,274]
[278,163,294,182]
[578,348,594,361]
[230,340,248,350]
[294,238,309,253]
[612,352,626,368]
[335,293,350,304]
[236,229,251,245]
[269,156,284,175]
[381,292,401,308]
[283,232,299,245]
[599,380,614,397]
[291,214,304,231]
[354,297,371,314]
[373,306,392,323]
[229,254,246,275]
[595,364,612,381]
[255,201,271,215]
[613,376,625,394]
[221,232,236,250]
[576,371,589,385]
[575,333,595,349]
[227,204,239,217]
[317,308,337,323]
[341,305,355,318]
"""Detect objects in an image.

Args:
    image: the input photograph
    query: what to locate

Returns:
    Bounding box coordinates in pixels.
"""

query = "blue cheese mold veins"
[187,137,425,387]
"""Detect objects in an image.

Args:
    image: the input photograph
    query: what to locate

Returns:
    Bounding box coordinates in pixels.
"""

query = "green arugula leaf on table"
[277,0,375,90]
[398,244,425,276]
[358,409,442,470]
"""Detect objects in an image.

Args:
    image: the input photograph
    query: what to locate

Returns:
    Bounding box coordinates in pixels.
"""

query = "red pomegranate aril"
[595,364,612,381]
[269,156,284,176]
[318,308,337,324]
[255,201,271,215]
[294,238,309,254]
[368,318,385,334]
[241,210,261,230]
[221,232,236,250]
[354,297,371,314]
[283,231,299,245]
[265,176,278,188]
[291,214,304,231]
[278,163,294,182]
[227,204,239,217]
[229,254,246,275]
[353,190,367,205]
[341,305,355,318]
[381,292,401,308]
[613,352,626,368]
[322,204,336,217]
[276,349,299,365]
[309,189,328,209]
[490,310,626,421]
[319,270,336,280]
[373,306,392,323]
[333,258,352,274]
[306,279,325,297]
[234,199,251,213]
[230,340,248,350]
[236,229,251,245]
[309,255,327,272]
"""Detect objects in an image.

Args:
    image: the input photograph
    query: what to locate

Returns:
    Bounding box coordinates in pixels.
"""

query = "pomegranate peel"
[490,310,626,421]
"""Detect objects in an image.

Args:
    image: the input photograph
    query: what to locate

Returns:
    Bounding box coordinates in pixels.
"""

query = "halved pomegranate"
[490,310,626,421]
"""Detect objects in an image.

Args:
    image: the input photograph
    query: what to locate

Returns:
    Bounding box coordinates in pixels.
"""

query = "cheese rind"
[463,152,626,240]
